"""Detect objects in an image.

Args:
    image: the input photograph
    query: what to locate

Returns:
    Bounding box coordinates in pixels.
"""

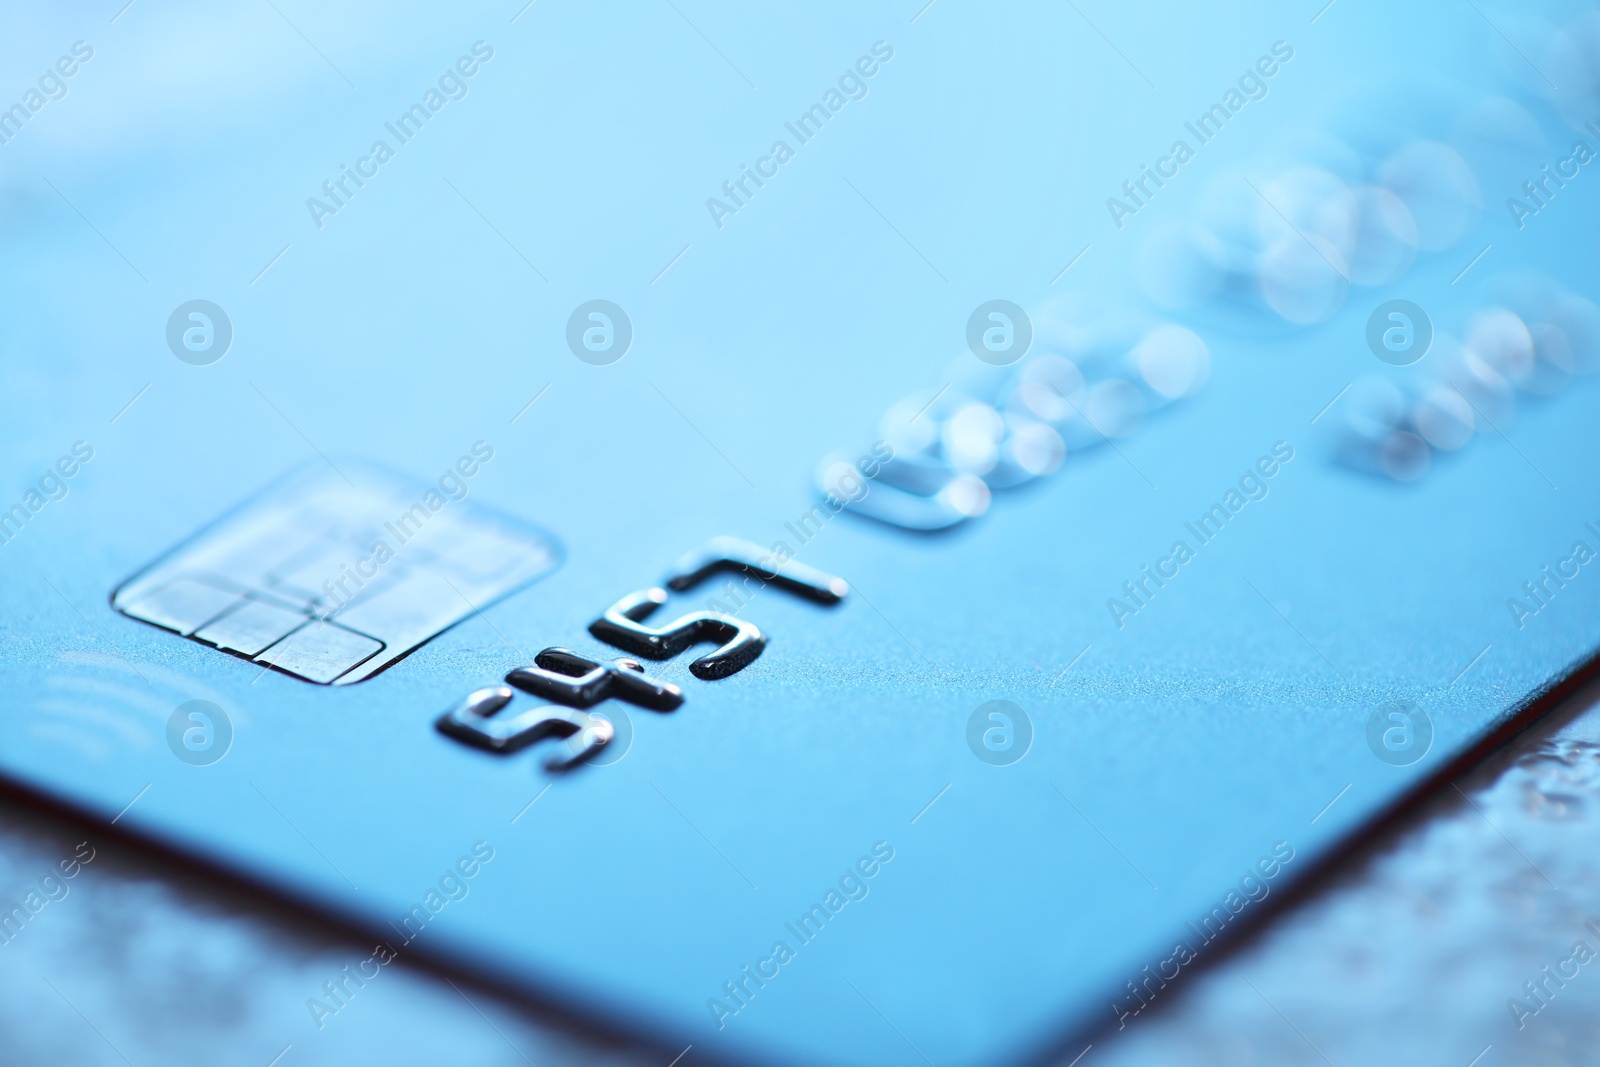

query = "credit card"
[3,2,1600,1066]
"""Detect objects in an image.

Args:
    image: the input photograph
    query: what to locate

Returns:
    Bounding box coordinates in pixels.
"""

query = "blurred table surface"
[4,676,1600,1066]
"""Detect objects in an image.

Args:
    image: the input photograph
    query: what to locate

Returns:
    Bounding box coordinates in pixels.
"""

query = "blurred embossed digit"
[435,685,612,765]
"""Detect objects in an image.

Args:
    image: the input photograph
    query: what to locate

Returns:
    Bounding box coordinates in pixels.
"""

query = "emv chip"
[111,462,562,685]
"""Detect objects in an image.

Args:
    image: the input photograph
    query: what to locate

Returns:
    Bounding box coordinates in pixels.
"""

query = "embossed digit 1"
[589,588,765,680]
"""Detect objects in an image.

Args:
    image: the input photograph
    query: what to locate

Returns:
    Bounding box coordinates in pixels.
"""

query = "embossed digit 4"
[505,648,683,710]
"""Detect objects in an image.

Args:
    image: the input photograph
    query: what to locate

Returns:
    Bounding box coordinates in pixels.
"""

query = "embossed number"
[589,588,765,680]
[435,685,613,769]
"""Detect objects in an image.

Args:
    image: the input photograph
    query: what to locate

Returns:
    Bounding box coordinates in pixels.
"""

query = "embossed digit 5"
[589,588,765,680]
[435,685,613,769]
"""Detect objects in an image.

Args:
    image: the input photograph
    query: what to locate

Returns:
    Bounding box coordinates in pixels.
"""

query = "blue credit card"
[3,1,1600,1064]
